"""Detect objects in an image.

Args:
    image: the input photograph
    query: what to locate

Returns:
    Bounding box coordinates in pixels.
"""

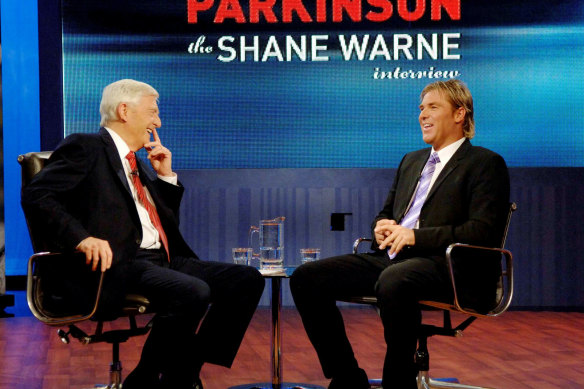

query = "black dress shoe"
[159,375,203,389]
[122,367,161,389]
[328,368,370,389]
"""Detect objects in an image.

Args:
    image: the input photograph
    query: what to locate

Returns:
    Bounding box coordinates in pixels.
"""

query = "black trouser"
[120,249,265,386]
[290,252,452,389]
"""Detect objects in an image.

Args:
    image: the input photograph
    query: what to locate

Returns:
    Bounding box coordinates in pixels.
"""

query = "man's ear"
[117,102,129,122]
[454,106,466,124]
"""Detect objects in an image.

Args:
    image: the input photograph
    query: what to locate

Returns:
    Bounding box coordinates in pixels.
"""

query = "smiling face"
[418,89,465,151]
[122,94,161,151]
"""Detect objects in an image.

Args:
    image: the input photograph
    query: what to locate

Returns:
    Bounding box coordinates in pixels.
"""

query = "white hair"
[99,79,159,126]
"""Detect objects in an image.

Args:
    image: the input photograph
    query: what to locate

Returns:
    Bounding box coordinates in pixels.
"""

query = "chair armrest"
[353,237,373,254]
[352,238,514,317]
[445,243,513,317]
[27,252,104,326]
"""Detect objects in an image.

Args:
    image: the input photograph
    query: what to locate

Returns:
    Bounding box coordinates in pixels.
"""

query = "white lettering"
[443,33,461,60]
[339,34,370,60]
[217,36,236,62]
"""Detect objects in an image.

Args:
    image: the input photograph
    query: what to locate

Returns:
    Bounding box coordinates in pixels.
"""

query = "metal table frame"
[229,267,324,389]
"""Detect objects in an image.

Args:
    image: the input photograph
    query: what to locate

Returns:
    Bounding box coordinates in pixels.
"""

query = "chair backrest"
[18,151,54,252]
[18,151,53,186]
[500,202,517,249]
[18,151,105,325]
[442,202,517,317]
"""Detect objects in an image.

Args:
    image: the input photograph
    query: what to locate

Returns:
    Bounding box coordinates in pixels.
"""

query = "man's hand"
[374,218,397,245]
[145,128,174,177]
[378,225,416,256]
[76,237,113,272]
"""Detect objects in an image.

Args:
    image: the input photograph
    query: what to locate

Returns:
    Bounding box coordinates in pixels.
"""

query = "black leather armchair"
[343,203,516,389]
[18,151,153,389]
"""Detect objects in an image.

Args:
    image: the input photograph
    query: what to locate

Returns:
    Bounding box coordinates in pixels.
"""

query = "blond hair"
[421,79,475,139]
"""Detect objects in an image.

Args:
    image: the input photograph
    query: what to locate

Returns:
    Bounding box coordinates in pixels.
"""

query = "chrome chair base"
[417,372,494,389]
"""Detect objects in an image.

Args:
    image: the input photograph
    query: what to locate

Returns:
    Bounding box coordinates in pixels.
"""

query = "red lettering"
[333,0,362,22]
[282,0,312,23]
[316,0,327,22]
[431,0,460,20]
[250,0,278,22]
[214,0,246,23]
[188,0,460,24]
[187,0,214,23]
[397,0,425,22]
[365,0,393,22]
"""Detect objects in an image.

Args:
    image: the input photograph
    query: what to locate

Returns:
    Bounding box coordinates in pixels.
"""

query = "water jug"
[249,217,285,270]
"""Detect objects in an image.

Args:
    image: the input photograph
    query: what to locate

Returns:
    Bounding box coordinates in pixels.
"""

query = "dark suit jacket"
[371,139,510,311]
[21,128,198,314]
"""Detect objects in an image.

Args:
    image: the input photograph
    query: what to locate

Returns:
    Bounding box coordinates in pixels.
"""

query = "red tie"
[126,151,170,261]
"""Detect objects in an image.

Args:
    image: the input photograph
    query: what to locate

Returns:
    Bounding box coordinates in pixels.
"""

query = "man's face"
[418,89,464,151]
[125,94,161,150]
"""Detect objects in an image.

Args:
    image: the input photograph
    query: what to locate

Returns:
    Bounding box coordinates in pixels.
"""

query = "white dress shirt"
[105,128,177,250]
[408,137,466,228]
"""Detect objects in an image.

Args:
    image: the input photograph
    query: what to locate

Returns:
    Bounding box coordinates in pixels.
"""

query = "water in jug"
[249,217,285,270]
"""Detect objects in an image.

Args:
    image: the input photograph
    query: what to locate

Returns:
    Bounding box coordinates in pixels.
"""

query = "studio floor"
[1,305,583,389]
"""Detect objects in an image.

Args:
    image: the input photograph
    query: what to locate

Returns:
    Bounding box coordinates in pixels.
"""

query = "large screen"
[60,0,584,168]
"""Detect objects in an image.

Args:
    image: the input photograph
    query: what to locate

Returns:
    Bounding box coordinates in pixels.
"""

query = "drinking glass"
[300,248,320,264]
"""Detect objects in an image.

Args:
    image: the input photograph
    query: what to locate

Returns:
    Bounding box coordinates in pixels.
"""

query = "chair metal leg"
[81,342,123,389]
[414,331,495,389]
[105,341,123,389]
[106,361,122,388]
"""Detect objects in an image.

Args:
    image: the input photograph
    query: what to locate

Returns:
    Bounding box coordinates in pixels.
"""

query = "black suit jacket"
[21,128,198,314]
[371,140,510,310]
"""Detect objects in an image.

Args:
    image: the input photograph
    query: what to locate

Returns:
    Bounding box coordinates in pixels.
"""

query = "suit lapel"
[407,149,430,196]
[396,149,431,219]
[425,139,471,203]
[99,128,132,196]
[100,128,161,207]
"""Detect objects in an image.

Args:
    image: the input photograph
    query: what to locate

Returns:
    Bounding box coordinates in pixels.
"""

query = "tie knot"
[429,152,440,165]
[126,151,137,169]
[420,152,439,178]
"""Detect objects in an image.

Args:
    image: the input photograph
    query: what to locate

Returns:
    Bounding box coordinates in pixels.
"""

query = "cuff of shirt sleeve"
[158,172,178,186]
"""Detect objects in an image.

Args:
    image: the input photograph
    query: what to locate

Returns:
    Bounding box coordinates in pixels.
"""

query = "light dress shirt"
[407,137,466,228]
[105,127,177,250]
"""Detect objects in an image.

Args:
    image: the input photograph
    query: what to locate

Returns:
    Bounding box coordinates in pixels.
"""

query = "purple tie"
[389,152,440,259]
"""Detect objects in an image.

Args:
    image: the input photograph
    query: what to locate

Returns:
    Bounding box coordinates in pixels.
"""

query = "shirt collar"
[432,137,465,166]
[105,127,132,161]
